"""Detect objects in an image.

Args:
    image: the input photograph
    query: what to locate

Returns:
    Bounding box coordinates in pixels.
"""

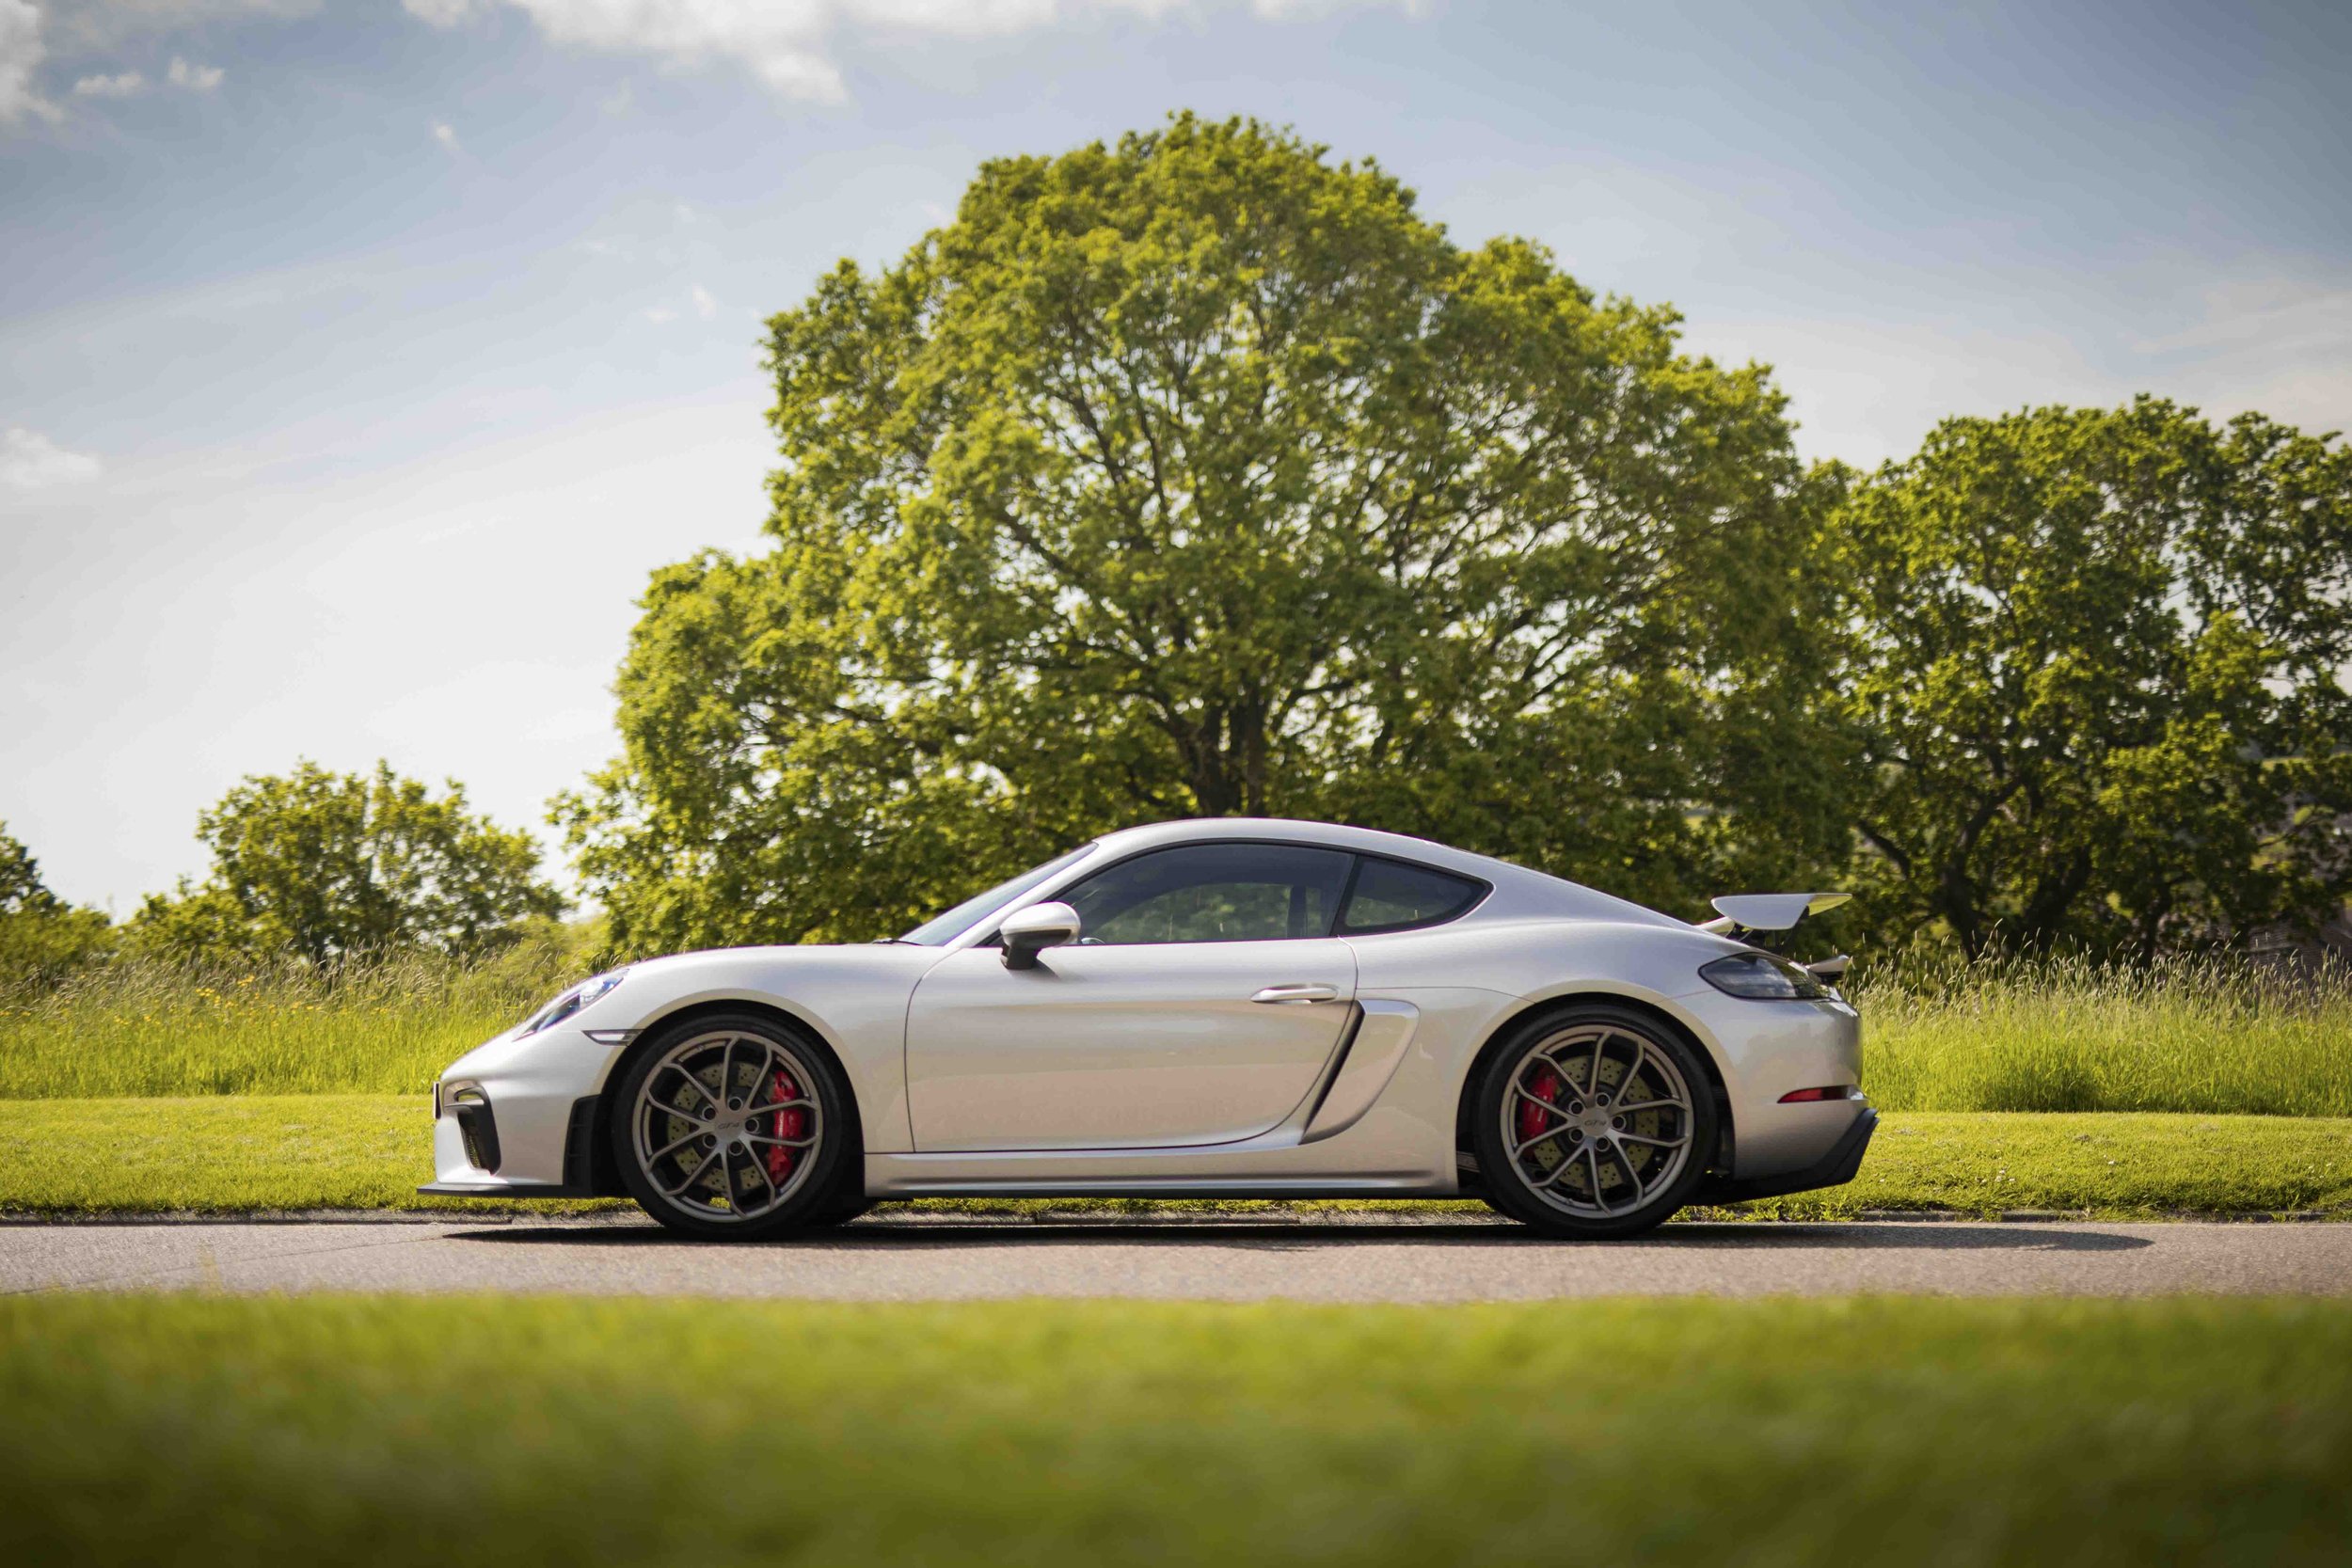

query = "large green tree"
[135,762,563,964]
[563,116,1851,950]
[0,822,113,987]
[1836,397,2352,956]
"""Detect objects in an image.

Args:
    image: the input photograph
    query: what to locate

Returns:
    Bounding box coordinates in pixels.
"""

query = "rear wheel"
[611,1014,857,1242]
[1470,1005,1716,1238]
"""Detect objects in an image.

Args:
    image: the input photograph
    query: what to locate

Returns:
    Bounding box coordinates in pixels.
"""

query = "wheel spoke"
[1529,1148,1580,1190]
[744,1130,818,1149]
[1599,1141,1646,1209]
[649,1096,708,1125]
[722,1036,749,1109]
[1510,1081,1566,1122]
[1612,1098,1680,1116]
[648,1129,707,1163]
[1511,1124,1570,1161]
[1615,1038,1650,1099]
[723,1145,776,1215]
[746,1147,782,1210]
[656,1062,716,1111]
[660,1148,720,1197]
[1615,1131,1690,1149]
[738,1038,778,1108]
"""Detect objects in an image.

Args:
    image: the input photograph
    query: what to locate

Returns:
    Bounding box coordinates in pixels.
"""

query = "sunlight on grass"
[1853,953,2352,1117]
[0,937,583,1099]
[0,1098,2344,1218]
[4,943,2349,1117]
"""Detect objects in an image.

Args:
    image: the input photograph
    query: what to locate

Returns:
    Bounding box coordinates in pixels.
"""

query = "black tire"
[610,1011,860,1242]
[1469,1003,1718,1239]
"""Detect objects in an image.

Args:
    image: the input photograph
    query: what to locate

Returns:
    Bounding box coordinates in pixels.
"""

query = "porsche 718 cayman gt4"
[425,818,1872,1239]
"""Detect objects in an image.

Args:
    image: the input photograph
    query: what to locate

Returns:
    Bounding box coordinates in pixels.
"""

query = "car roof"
[1084,817,1686,930]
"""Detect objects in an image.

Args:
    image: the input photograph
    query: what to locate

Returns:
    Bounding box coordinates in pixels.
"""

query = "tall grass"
[1853,952,2352,1117]
[0,929,589,1100]
[3,936,2349,1114]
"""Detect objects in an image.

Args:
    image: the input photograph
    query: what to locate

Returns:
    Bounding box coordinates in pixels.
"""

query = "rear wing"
[1697,892,1853,983]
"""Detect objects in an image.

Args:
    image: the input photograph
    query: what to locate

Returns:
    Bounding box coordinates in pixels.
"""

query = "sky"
[3,0,2348,913]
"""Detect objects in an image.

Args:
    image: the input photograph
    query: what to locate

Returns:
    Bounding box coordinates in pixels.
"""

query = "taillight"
[1779,1085,1862,1103]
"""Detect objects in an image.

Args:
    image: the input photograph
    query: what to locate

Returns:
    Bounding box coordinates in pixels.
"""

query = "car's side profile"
[425,817,1873,1239]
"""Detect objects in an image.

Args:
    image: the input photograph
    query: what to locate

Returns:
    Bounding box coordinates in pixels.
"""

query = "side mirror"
[998,901,1082,970]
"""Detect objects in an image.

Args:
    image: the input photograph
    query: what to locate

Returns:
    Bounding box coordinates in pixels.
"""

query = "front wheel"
[1469,1005,1718,1239]
[610,1014,857,1242]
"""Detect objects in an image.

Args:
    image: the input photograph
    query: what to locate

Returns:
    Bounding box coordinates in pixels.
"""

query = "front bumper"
[421,1092,612,1198]
[423,1022,628,1197]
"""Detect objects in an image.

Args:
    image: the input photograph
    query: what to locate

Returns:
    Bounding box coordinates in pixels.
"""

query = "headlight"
[518,969,628,1037]
[1699,951,1826,1001]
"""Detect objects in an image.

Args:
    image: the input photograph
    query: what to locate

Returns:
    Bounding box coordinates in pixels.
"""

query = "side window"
[1062,843,1353,944]
[1339,857,1486,935]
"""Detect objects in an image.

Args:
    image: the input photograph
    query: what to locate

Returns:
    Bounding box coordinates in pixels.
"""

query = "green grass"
[2,1096,2345,1217]
[7,945,2350,1116]
[3,1293,2346,1566]
[0,938,580,1100]
[1851,952,2352,1116]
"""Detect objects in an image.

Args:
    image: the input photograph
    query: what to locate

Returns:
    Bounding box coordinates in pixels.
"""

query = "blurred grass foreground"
[3,1294,2346,1567]
[2,937,2349,1117]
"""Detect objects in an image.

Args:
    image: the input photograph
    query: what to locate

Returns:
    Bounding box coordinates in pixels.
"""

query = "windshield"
[896,844,1098,946]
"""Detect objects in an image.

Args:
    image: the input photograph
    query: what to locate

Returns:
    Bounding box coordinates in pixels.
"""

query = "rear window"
[1339,857,1486,934]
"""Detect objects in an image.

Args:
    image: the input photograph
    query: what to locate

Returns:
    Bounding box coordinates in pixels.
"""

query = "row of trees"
[8,117,2347,977]
[0,765,560,985]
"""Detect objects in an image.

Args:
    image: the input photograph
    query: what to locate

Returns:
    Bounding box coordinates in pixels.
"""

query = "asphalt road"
[5,1213,2350,1299]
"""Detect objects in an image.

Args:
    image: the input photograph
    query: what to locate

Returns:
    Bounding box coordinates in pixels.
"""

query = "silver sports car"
[425,817,1872,1239]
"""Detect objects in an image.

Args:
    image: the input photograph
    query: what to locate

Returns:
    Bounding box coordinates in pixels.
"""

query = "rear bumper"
[1693,1105,1878,1205]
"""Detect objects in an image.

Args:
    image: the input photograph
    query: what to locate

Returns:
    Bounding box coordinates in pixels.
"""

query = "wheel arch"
[1451,990,1736,1183]
[589,997,869,1197]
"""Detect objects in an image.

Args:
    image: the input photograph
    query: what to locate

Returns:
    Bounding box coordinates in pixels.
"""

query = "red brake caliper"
[767,1069,806,1184]
[1518,1066,1562,1144]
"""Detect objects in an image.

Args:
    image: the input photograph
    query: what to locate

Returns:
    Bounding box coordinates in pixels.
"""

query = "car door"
[904,841,1360,1150]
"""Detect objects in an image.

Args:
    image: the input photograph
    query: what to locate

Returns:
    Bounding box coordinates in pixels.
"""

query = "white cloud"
[401,0,1411,104]
[73,70,150,98]
[1,0,60,126]
[167,55,224,91]
[690,283,717,320]
[431,119,461,152]
[1,427,103,490]
[643,302,678,324]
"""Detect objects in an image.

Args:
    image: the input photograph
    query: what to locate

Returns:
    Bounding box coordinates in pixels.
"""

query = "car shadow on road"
[447,1219,2156,1253]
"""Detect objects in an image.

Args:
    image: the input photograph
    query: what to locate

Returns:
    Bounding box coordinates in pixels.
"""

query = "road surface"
[5,1213,2349,1299]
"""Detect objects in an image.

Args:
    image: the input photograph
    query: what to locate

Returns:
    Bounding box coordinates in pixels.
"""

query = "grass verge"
[8,947,2352,1117]
[3,1294,2348,1566]
[1,1096,2345,1218]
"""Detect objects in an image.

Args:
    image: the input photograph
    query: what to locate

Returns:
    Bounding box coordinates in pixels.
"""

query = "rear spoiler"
[1697,892,1853,983]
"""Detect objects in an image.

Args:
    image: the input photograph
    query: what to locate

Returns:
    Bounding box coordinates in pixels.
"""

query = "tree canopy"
[1834,398,2352,956]
[563,114,1852,951]
[135,761,563,964]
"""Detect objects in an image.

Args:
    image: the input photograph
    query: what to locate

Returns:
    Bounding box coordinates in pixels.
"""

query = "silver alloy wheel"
[1499,1022,1696,1219]
[631,1029,825,1223]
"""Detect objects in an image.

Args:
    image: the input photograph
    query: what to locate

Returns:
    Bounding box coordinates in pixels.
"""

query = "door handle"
[1251,983,1340,1004]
